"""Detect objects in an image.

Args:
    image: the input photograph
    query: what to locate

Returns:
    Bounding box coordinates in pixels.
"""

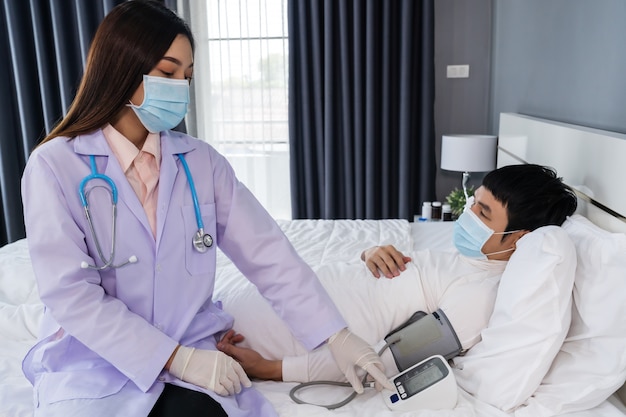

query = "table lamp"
[441,134,498,201]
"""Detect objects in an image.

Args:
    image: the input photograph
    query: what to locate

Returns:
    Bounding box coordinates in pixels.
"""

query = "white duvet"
[1,220,624,417]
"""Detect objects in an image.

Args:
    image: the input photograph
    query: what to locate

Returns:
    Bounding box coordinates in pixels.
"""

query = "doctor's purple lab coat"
[21,129,347,416]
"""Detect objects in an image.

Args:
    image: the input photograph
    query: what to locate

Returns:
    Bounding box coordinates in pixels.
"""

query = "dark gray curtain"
[0,0,178,246]
[288,0,436,220]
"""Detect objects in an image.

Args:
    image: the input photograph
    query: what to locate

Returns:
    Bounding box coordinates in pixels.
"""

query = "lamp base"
[462,171,470,201]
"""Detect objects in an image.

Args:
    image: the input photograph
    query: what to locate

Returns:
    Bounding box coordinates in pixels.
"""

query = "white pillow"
[453,226,577,412]
[516,215,626,417]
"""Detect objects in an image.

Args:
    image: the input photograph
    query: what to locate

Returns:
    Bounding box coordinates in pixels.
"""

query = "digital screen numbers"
[403,362,444,396]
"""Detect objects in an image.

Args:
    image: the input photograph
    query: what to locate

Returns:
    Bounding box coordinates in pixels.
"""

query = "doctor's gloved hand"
[169,346,252,396]
[327,328,394,393]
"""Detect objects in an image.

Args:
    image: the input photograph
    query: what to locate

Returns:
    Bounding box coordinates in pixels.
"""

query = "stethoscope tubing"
[79,156,118,206]
[79,156,121,269]
[82,202,118,270]
[176,153,204,233]
[78,152,210,269]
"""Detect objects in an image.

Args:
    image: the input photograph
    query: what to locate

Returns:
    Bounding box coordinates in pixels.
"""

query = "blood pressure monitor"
[291,310,461,410]
[382,354,457,411]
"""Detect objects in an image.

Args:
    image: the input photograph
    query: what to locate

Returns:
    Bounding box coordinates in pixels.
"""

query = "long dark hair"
[39,0,194,145]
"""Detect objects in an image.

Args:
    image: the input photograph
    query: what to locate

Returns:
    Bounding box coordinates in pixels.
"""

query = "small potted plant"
[445,187,474,219]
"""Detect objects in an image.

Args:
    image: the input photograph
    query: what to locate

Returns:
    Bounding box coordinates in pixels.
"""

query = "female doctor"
[20,1,391,416]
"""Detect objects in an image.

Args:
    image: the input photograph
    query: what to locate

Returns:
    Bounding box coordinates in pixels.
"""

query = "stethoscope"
[79,153,213,270]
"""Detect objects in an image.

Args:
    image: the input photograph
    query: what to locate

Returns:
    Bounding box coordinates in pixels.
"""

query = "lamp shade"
[441,134,498,173]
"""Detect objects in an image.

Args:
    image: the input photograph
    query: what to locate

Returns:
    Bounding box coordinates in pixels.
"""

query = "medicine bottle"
[442,204,453,221]
[431,201,442,221]
[421,202,432,220]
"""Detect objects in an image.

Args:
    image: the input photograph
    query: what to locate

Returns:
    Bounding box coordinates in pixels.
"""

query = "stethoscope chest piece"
[177,152,214,254]
[193,230,213,253]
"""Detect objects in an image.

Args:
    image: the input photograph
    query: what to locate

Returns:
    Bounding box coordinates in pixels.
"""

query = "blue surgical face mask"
[453,208,518,259]
[128,74,190,133]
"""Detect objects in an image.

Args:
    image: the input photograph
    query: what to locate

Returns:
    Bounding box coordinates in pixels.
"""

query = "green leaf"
[445,187,474,218]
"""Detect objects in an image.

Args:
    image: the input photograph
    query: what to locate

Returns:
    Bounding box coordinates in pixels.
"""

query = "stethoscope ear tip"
[80,261,89,269]
[129,255,138,263]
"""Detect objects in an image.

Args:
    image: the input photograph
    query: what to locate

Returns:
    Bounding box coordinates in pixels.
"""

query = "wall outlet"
[446,65,470,78]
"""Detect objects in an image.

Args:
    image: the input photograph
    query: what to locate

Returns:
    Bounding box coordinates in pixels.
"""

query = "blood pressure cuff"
[384,309,462,372]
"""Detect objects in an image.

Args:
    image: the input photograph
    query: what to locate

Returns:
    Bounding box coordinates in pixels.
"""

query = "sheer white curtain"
[180,0,291,220]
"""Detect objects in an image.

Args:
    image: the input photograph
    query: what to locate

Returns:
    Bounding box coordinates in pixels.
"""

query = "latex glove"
[169,346,252,396]
[327,328,394,393]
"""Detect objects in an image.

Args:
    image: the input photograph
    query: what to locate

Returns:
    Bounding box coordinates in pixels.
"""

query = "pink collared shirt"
[103,124,160,238]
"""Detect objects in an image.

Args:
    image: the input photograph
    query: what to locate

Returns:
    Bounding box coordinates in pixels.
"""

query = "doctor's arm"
[209,151,392,392]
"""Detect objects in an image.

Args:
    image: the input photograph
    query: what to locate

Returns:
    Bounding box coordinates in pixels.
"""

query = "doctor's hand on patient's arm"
[328,328,394,393]
[361,245,411,278]
[167,344,252,396]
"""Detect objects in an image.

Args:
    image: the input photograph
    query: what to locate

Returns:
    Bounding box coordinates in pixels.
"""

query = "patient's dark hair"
[482,164,577,233]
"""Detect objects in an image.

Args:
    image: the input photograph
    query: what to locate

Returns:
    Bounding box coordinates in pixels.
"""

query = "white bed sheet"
[0,220,624,417]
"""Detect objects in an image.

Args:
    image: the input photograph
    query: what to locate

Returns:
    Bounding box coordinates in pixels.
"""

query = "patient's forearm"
[217,340,283,381]
[251,358,283,381]
[218,333,349,383]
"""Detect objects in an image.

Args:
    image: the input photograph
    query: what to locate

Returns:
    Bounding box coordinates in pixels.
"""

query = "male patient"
[217,164,578,388]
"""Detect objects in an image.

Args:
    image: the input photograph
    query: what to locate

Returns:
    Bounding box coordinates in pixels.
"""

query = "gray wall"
[435,0,626,202]
[490,0,626,135]
[434,0,493,202]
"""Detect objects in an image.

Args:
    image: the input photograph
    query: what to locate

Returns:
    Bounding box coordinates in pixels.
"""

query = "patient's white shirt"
[222,249,506,383]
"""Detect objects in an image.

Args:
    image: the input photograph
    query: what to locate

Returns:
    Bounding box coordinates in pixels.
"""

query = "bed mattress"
[1,219,624,417]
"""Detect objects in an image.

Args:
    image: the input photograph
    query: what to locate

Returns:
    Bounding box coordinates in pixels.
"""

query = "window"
[180,0,291,219]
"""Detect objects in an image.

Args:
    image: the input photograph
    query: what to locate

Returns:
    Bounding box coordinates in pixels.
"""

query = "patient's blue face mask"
[128,74,190,133]
[453,199,519,259]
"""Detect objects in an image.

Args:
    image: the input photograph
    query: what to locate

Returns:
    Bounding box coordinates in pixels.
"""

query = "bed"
[1,113,625,417]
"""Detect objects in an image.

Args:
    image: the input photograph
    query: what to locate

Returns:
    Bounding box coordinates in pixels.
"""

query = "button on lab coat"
[21,129,347,416]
